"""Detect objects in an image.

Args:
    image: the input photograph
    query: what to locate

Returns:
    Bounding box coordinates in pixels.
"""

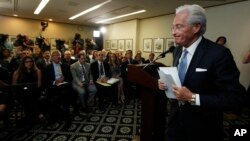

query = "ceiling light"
[13,14,18,17]
[100,27,107,33]
[69,0,112,20]
[49,19,53,21]
[34,0,50,15]
[96,10,146,23]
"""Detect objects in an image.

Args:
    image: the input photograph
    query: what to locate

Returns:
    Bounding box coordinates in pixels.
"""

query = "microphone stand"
[142,54,165,70]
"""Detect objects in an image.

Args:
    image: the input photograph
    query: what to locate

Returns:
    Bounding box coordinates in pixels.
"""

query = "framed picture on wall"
[118,40,125,51]
[165,38,175,51]
[111,40,118,50]
[125,39,133,50]
[105,40,111,50]
[143,38,152,52]
[153,38,164,53]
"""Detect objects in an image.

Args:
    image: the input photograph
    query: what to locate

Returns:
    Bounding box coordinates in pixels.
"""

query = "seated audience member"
[71,51,97,113]
[61,50,77,66]
[121,50,138,102]
[43,50,73,127]
[91,51,118,110]
[136,50,145,62]
[215,36,227,46]
[36,50,51,71]
[134,52,145,64]
[144,52,155,63]
[109,53,125,104]
[12,56,44,125]
[0,48,13,74]
[0,64,11,128]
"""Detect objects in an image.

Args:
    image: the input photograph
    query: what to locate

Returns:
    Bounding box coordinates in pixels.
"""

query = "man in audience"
[121,50,138,102]
[144,52,155,63]
[91,51,118,110]
[158,4,245,141]
[43,50,73,128]
[71,51,97,113]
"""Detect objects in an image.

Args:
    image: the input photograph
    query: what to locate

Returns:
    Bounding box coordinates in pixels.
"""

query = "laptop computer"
[12,83,38,96]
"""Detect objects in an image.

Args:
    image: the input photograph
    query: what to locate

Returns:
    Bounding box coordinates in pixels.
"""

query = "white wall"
[103,20,138,53]
[104,1,250,88]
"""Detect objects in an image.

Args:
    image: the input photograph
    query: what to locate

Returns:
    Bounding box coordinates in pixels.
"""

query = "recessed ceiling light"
[49,19,53,21]
[13,14,18,17]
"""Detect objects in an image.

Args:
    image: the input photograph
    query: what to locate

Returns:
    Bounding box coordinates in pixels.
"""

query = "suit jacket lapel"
[173,46,182,67]
[184,38,206,84]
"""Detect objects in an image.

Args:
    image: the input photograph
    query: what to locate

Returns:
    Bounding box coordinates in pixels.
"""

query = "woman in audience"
[109,53,125,104]
[12,56,44,125]
[0,64,12,128]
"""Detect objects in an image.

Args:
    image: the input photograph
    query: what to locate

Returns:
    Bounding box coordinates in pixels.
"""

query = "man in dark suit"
[36,50,51,71]
[43,50,73,128]
[120,50,138,102]
[91,51,118,110]
[158,4,246,141]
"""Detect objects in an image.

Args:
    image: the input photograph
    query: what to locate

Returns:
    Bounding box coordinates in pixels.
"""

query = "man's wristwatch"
[189,94,196,105]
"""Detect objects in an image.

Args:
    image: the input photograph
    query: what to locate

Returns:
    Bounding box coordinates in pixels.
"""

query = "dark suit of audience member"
[36,50,51,71]
[71,51,97,113]
[158,5,245,141]
[43,50,72,126]
[120,50,138,101]
[91,51,118,110]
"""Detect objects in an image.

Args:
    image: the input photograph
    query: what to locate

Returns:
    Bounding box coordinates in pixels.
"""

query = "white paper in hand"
[158,67,181,99]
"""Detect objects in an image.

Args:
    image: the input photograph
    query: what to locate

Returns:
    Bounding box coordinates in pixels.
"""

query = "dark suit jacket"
[120,59,138,79]
[90,61,112,82]
[169,37,245,138]
[43,62,72,88]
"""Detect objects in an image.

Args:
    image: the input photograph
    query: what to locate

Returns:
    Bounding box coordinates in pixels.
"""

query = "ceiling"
[0,0,246,27]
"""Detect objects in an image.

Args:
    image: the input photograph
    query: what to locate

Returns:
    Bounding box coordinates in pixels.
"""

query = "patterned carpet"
[0,100,141,141]
[1,99,249,141]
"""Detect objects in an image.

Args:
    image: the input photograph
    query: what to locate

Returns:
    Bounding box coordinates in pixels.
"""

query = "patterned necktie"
[100,62,104,76]
[81,64,88,82]
[178,49,188,85]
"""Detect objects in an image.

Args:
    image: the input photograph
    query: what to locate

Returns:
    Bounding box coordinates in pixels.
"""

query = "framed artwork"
[153,38,164,53]
[165,38,175,51]
[118,40,125,51]
[125,39,133,50]
[111,40,118,50]
[143,38,152,52]
[105,40,111,50]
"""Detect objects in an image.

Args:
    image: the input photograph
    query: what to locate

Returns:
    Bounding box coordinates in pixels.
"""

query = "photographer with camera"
[72,33,84,55]
[35,36,50,52]
[13,34,35,51]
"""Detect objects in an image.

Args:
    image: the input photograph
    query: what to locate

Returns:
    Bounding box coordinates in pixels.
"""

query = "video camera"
[35,35,45,47]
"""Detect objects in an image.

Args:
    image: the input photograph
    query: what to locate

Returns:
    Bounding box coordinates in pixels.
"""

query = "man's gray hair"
[176,4,207,35]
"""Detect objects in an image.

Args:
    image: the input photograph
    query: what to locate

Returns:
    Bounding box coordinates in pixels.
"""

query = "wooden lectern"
[128,64,167,141]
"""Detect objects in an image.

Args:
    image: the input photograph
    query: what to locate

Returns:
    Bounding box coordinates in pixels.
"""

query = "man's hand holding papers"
[158,67,181,99]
